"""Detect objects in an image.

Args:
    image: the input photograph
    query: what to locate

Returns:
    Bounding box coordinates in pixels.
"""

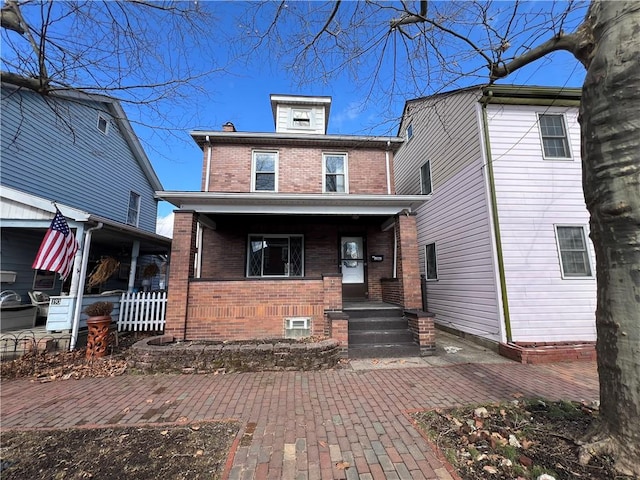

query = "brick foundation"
[499,341,597,364]
[326,311,349,358]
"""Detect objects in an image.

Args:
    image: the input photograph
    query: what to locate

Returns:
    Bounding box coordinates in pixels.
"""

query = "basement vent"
[284,317,311,339]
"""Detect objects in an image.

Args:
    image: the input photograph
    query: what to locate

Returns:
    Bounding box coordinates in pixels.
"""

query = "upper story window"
[247,235,304,277]
[127,191,140,226]
[420,160,432,195]
[323,153,348,193]
[406,124,414,141]
[290,109,313,129]
[538,114,571,159]
[555,225,593,278]
[97,114,109,135]
[252,151,278,192]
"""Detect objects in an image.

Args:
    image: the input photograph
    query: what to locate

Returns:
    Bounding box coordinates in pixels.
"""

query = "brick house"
[159,95,434,355]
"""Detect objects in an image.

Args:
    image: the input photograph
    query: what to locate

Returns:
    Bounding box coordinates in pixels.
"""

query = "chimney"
[222,122,236,132]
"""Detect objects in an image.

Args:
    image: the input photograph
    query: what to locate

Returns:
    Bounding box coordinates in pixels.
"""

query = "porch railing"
[118,291,167,332]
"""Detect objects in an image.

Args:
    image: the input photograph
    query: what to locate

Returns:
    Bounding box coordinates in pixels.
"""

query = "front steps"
[346,306,420,358]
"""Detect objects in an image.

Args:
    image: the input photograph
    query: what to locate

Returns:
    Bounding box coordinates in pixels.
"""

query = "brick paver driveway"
[1,361,598,479]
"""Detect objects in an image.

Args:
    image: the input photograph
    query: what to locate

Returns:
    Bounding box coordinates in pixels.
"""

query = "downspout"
[70,222,103,351]
[393,224,398,278]
[480,99,512,342]
[195,136,211,278]
[204,136,212,193]
[385,140,392,194]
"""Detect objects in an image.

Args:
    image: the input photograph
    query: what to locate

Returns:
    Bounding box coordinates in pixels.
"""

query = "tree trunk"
[580,1,640,476]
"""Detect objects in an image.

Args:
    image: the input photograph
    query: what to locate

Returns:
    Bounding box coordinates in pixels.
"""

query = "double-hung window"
[424,243,438,280]
[555,226,592,277]
[420,160,432,195]
[127,191,140,226]
[323,153,348,193]
[538,114,571,159]
[252,151,278,192]
[247,235,304,277]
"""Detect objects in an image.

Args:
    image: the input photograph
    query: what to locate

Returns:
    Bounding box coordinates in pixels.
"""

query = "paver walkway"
[1,361,599,479]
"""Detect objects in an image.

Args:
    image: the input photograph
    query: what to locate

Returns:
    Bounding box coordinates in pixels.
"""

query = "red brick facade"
[204,145,395,195]
[165,121,425,343]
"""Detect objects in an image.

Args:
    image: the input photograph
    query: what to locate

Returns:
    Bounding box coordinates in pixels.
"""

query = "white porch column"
[128,241,140,293]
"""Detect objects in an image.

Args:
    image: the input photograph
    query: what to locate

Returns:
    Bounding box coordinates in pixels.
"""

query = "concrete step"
[343,308,403,319]
[348,317,409,331]
[348,343,421,359]
[349,330,415,345]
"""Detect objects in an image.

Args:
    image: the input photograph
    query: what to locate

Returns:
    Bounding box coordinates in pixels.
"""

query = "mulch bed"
[411,399,634,480]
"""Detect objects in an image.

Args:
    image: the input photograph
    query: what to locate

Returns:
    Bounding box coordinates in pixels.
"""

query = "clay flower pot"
[84,302,114,359]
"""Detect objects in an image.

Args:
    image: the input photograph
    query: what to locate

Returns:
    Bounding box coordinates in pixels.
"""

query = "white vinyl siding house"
[394,89,503,341]
[486,103,596,342]
[394,85,596,347]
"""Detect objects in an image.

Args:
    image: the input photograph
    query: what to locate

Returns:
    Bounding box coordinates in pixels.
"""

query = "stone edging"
[127,335,341,374]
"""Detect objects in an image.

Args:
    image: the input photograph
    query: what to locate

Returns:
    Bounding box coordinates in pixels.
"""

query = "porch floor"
[342,300,402,311]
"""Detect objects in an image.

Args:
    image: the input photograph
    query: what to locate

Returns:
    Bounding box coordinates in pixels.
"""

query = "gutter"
[479,99,513,343]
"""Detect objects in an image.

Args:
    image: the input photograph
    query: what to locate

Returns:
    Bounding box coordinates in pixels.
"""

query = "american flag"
[32,209,79,281]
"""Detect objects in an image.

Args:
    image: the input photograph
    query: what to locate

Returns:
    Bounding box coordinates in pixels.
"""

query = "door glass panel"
[341,237,364,284]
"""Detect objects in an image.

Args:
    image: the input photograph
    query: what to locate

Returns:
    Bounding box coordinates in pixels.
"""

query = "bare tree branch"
[491,29,590,80]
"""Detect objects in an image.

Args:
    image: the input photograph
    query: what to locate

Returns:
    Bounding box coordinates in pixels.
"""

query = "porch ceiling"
[157,192,429,216]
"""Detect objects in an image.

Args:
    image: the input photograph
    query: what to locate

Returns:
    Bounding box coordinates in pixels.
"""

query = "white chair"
[28,291,50,318]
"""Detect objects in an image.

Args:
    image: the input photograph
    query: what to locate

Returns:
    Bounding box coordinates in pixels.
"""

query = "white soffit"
[157,192,429,216]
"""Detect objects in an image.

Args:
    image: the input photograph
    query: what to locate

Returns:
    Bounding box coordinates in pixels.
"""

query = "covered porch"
[160,192,429,346]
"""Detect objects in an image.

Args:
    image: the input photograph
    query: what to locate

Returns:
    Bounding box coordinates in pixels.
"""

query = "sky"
[126,1,588,229]
[1,1,589,236]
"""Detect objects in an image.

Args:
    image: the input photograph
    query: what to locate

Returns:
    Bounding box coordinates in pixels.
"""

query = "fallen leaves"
[412,399,631,480]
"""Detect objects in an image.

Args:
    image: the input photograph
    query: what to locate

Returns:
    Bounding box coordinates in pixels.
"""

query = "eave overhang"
[190,131,404,151]
[157,192,429,216]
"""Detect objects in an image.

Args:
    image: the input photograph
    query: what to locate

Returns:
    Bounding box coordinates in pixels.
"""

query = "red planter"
[86,315,112,359]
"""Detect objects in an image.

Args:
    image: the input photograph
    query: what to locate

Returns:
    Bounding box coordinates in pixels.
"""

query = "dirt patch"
[0,333,147,381]
[0,422,239,480]
[411,399,634,480]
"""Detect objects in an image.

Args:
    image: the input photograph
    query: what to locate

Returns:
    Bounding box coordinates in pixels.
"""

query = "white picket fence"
[118,291,167,332]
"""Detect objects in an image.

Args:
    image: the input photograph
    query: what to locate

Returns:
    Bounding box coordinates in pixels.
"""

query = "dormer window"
[291,109,312,129]
[97,114,109,135]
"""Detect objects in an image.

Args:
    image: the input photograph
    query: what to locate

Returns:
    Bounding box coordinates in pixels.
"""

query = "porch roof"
[157,192,429,216]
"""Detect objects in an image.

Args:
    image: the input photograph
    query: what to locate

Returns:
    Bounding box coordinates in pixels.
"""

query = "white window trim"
[246,234,305,278]
[251,150,279,192]
[420,160,432,195]
[424,242,438,281]
[97,114,110,135]
[322,152,349,194]
[537,113,573,161]
[289,108,314,130]
[554,224,594,279]
[406,123,414,142]
[285,317,310,329]
[127,191,141,227]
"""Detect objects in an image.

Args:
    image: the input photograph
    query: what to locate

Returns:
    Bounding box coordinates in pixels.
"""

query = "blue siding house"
[1,81,170,336]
